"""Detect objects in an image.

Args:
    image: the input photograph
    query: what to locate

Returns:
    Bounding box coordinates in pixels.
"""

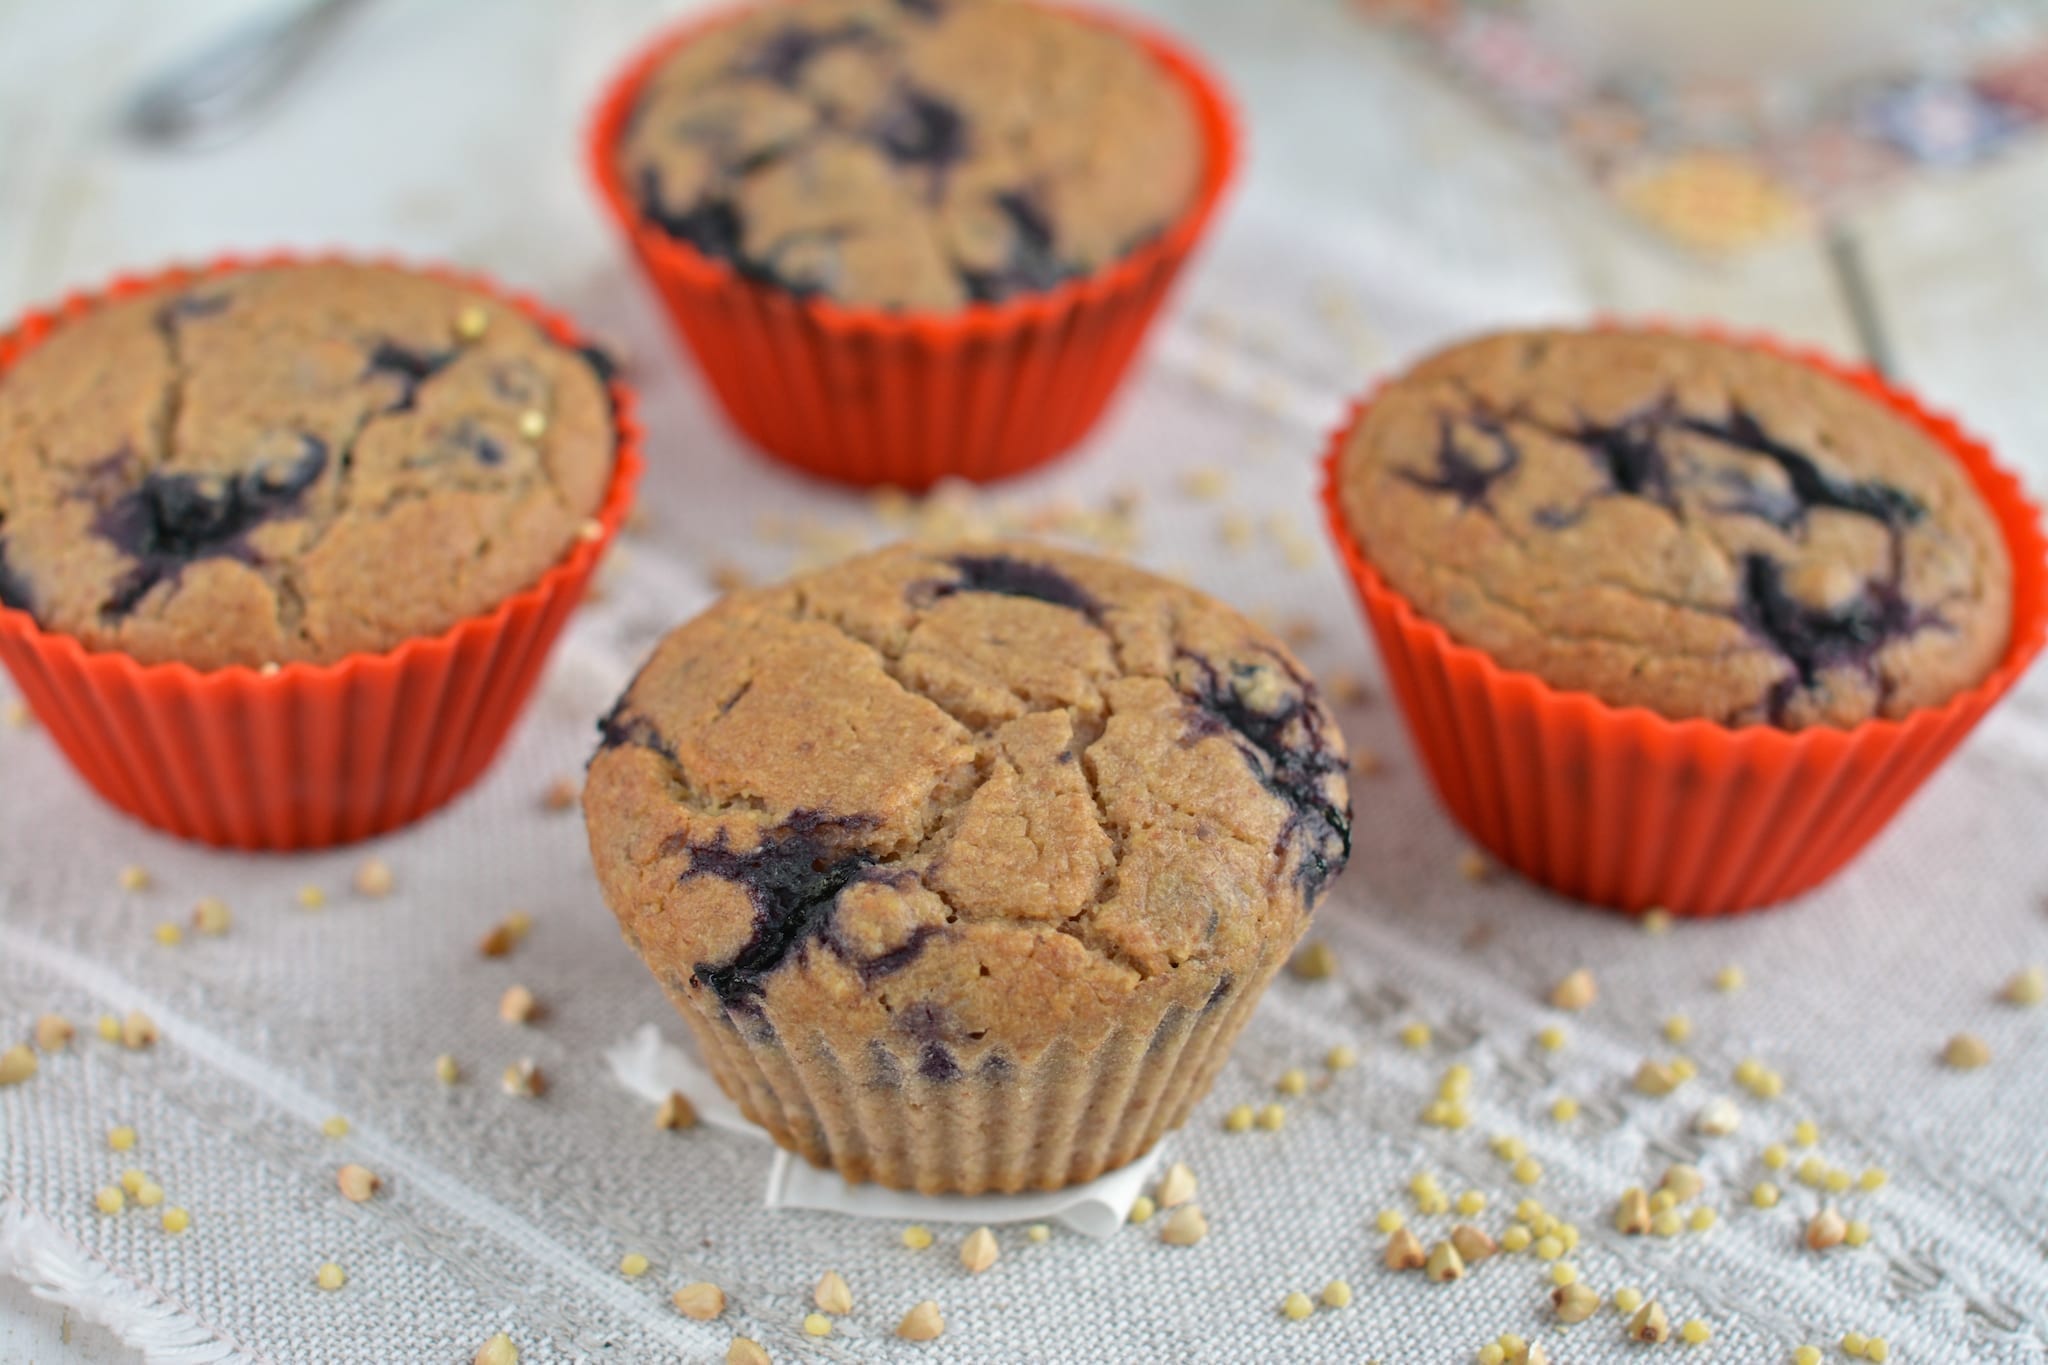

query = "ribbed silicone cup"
[0,254,644,850]
[667,939,1287,1196]
[585,3,1239,490]
[1320,333,2048,917]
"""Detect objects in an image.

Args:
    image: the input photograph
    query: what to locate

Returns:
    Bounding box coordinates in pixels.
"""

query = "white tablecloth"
[3,1,2046,1361]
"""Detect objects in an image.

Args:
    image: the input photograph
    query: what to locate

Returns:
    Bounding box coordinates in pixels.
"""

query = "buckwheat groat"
[0,263,615,669]
[616,0,1203,311]
[1336,330,2011,727]
[583,541,1349,1193]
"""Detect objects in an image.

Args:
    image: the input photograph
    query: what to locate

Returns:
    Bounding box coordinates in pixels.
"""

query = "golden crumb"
[1457,849,1491,883]
[93,1185,124,1214]
[35,1014,73,1051]
[1160,1204,1209,1246]
[1552,1281,1600,1323]
[498,985,539,1025]
[1424,1240,1465,1283]
[960,1225,999,1274]
[1280,1291,1315,1321]
[295,885,327,910]
[353,858,395,898]
[1257,1103,1286,1132]
[501,1059,545,1097]
[1615,1188,1652,1235]
[1943,1033,1992,1070]
[901,1224,933,1250]
[321,1116,350,1140]
[619,1252,650,1278]
[316,1262,347,1291]
[1714,964,1746,993]
[1288,941,1337,980]
[153,922,183,948]
[192,898,232,936]
[1549,968,1597,1011]
[1806,1206,1847,1250]
[542,776,580,812]
[1223,1104,1254,1133]
[1450,1224,1496,1263]
[336,1164,380,1203]
[1629,1300,1670,1343]
[655,1091,698,1130]
[121,1011,157,1049]
[673,1282,725,1321]
[160,1206,190,1234]
[813,1269,852,1315]
[117,865,151,892]
[802,1313,832,1338]
[1634,1059,1685,1097]
[2000,965,2046,1007]
[1127,1195,1156,1225]
[897,1300,945,1341]
[435,1054,461,1085]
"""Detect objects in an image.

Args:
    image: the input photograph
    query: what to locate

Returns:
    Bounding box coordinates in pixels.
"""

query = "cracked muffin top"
[0,263,615,669]
[582,541,1349,1061]
[615,0,1203,311]
[1337,329,2012,728]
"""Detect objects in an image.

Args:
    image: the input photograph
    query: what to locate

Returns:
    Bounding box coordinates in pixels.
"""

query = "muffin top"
[616,0,1204,311]
[1337,330,2013,728]
[582,541,1349,1063]
[0,263,615,669]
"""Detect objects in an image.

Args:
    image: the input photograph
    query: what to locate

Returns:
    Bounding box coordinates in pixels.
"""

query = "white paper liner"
[604,1024,1163,1239]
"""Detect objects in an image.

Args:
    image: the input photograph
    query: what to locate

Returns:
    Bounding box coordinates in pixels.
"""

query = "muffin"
[588,0,1238,485]
[0,258,639,847]
[1323,327,2042,914]
[583,541,1349,1193]
[1337,330,2011,727]
[0,262,616,669]
[616,0,1202,311]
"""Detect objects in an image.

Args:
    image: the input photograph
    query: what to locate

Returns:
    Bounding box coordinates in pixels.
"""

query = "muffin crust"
[616,0,1203,311]
[0,263,615,669]
[1337,330,2011,727]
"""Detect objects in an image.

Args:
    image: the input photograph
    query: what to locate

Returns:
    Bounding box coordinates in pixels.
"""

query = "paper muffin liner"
[0,253,643,850]
[1320,332,2048,917]
[585,3,1238,490]
[662,938,1288,1196]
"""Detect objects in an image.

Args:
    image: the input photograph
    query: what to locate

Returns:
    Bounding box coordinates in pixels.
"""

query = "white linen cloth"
[2,1,2046,1361]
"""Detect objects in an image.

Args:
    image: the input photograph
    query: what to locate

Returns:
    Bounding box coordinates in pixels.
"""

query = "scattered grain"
[960,1225,999,1274]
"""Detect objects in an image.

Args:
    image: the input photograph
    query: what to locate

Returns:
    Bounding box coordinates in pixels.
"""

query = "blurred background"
[3,1,2046,1355]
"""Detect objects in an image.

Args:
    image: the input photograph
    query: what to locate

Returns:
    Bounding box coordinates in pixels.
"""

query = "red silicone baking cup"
[1320,332,2048,917]
[586,3,1239,489]
[0,253,643,850]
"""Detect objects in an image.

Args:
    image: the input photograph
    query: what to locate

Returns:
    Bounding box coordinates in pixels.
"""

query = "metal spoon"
[121,0,375,150]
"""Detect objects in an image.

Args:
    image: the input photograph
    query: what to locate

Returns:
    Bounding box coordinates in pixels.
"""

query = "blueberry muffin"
[1336,330,2012,728]
[582,541,1349,1194]
[615,0,1203,311]
[0,263,616,670]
